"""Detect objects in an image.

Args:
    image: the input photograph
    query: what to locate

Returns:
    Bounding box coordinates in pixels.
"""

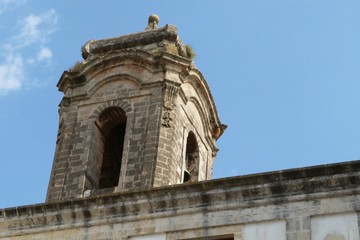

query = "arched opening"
[95,107,127,189]
[183,131,199,183]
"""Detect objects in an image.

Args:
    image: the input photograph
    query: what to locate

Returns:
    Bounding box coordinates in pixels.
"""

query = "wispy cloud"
[12,9,58,49]
[0,8,58,94]
[37,46,53,62]
[0,52,23,91]
[0,0,27,14]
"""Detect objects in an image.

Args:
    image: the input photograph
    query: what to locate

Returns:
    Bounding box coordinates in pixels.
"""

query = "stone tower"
[46,15,226,202]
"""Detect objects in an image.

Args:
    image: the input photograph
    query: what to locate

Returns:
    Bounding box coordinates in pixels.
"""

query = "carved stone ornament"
[162,110,173,128]
[164,100,174,110]
[179,70,189,81]
[162,82,179,128]
[60,97,71,108]
[163,82,179,110]
[145,14,160,30]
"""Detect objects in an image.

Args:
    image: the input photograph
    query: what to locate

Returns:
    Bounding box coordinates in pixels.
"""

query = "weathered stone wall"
[154,71,220,186]
[47,57,165,201]
[3,161,360,240]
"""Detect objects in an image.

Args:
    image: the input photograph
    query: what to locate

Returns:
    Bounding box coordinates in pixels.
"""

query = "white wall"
[311,213,359,240]
[243,220,286,240]
[129,233,166,240]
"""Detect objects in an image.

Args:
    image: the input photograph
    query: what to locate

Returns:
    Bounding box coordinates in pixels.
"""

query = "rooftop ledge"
[1,159,360,220]
[81,24,183,60]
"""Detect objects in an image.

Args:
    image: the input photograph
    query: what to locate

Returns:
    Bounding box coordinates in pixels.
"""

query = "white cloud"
[0,0,27,14]
[13,9,58,49]
[0,8,58,93]
[0,52,23,92]
[37,47,52,62]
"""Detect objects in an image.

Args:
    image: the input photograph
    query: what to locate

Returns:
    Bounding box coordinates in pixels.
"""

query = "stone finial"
[145,14,160,30]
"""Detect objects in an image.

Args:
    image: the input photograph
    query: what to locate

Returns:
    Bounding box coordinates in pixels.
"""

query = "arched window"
[95,107,126,189]
[183,131,199,183]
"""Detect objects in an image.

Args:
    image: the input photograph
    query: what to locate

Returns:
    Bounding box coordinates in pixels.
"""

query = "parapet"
[1,159,360,239]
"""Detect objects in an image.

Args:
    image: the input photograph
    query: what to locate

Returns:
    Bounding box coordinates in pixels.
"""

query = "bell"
[183,169,191,183]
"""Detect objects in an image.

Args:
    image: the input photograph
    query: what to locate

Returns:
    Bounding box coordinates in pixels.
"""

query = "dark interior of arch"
[184,131,199,183]
[97,107,127,189]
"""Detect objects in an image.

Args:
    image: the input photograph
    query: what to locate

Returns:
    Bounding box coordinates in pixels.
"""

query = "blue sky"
[1,1,360,208]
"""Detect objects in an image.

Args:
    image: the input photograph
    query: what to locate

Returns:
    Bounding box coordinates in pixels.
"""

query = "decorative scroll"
[162,81,179,127]
[163,81,179,110]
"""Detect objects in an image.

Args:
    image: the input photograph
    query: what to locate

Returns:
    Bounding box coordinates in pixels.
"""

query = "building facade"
[0,16,360,240]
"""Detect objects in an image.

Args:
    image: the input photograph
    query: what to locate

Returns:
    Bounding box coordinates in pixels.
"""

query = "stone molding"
[81,24,179,59]
[1,160,360,237]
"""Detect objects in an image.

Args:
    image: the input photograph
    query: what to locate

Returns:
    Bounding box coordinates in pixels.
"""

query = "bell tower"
[46,15,226,202]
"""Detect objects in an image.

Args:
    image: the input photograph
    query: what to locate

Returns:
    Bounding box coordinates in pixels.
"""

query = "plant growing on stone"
[185,44,196,60]
[68,61,83,72]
